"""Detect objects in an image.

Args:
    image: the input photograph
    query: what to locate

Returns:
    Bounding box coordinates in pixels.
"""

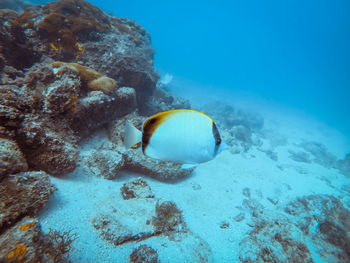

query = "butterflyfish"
[124,109,226,168]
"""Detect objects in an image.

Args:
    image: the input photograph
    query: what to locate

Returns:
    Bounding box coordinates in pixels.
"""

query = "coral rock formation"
[285,195,350,262]
[121,177,155,200]
[0,138,28,180]
[129,245,159,263]
[51,62,118,94]
[0,217,65,262]
[201,101,264,153]
[0,171,55,230]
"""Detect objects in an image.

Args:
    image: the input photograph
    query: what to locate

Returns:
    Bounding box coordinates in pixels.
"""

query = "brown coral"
[13,0,110,54]
[51,61,118,93]
[0,10,40,70]
[37,0,109,51]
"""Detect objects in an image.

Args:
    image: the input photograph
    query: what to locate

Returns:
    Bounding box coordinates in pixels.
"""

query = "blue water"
[75,0,350,136]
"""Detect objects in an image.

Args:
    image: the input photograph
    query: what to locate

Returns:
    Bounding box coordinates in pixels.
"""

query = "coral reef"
[285,195,350,262]
[0,217,66,262]
[120,177,154,200]
[201,101,264,153]
[0,138,28,180]
[85,146,125,180]
[17,114,79,175]
[298,141,338,169]
[152,201,186,233]
[0,10,40,71]
[78,18,159,113]
[91,177,212,261]
[0,171,55,230]
[238,194,350,262]
[149,86,191,114]
[71,87,136,137]
[239,215,314,263]
[0,0,158,113]
[51,62,118,94]
[0,0,167,177]
[130,245,159,263]
[48,229,78,255]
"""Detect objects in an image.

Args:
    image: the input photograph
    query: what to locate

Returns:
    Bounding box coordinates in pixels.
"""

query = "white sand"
[39,101,350,262]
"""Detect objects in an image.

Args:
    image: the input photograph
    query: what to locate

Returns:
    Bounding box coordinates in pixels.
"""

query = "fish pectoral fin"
[181,163,197,170]
[124,120,142,148]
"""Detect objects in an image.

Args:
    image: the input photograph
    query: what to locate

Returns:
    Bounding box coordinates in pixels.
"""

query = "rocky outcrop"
[120,177,154,200]
[298,142,338,169]
[0,0,159,175]
[0,138,28,180]
[71,87,136,137]
[238,194,350,262]
[285,195,350,262]
[201,101,264,153]
[239,214,314,263]
[91,177,212,262]
[16,114,78,176]
[0,217,66,263]
[0,0,158,112]
[130,245,159,263]
[92,180,186,245]
[0,171,55,231]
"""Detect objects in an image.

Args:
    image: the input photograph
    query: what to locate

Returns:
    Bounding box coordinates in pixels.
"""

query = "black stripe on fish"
[142,115,165,154]
[212,121,221,155]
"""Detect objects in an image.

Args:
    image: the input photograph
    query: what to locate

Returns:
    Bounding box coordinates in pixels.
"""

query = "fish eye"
[216,138,221,146]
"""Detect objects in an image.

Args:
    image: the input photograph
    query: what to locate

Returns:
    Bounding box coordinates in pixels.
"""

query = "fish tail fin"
[124,120,142,148]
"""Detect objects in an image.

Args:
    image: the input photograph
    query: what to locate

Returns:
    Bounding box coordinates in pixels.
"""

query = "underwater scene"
[1,0,350,262]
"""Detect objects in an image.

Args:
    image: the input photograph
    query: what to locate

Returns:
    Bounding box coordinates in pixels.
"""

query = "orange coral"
[7,244,28,261]
[20,221,35,231]
[75,42,84,59]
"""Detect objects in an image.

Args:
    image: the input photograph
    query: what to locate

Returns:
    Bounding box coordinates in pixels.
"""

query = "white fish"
[124,109,227,167]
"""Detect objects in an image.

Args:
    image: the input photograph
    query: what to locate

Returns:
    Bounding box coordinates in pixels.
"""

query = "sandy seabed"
[39,97,350,263]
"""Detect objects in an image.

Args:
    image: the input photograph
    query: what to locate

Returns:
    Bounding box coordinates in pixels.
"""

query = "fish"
[124,109,227,168]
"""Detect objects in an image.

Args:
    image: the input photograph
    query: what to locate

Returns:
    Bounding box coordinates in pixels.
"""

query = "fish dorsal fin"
[124,120,142,148]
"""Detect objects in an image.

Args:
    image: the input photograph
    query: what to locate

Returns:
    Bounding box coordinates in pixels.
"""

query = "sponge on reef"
[51,62,118,94]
